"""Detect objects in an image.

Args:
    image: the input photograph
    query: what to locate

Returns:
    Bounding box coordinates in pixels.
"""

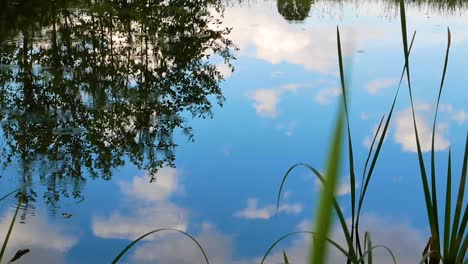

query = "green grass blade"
[360,115,385,188]
[276,163,357,261]
[336,24,361,260]
[336,23,357,256]
[358,245,397,264]
[0,188,22,203]
[450,133,468,259]
[455,203,468,261]
[309,27,346,264]
[366,232,373,264]
[0,183,36,202]
[419,250,440,264]
[283,250,290,264]
[260,231,349,264]
[276,163,321,215]
[456,229,468,262]
[430,28,452,257]
[355,30,416,259]
[400,0,438,257]
[444,149,452,258]
[0,199,22,262]
[357,30,416,214]
[111,228,209,264]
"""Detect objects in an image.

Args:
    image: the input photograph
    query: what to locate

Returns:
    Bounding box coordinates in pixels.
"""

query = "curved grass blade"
[276,163,357,262]
[358,245,397,264]
[111,228,209,264]
[8,248,30,263]
[0,199,22,262]
[276,163,321,215]
[260,231,349,264]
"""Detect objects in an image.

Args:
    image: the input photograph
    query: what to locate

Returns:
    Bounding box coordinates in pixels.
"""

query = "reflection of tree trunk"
[124,17,132,90]
[51,6,61,76]
[22,31,34,110]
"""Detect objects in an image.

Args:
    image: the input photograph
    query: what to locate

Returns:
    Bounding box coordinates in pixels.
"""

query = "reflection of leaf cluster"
[0,0,235,205]
[277,0,314,22]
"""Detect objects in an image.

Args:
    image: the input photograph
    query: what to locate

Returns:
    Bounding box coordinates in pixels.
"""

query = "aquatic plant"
[0,187,27,263]
[399,0,468,263]
[266,12,415,264]
[264,0,468,263]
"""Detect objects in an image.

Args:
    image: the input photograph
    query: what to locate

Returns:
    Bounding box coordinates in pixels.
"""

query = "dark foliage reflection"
[0,0,235,205]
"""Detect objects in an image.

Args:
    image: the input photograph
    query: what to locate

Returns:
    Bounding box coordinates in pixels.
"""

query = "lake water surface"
[1,1,468,263]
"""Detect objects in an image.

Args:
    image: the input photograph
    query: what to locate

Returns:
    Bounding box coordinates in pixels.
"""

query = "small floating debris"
[52,127,82,136]
[62,213,73,219]
[76,197,85,204]
[8,249,30,263]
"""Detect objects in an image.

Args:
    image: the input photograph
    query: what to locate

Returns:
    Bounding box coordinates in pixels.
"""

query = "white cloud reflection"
[131,224,253,264]
[0,210,77,264]
[234,198,302,220]
[222,4,387,75]
[249,83,311,118]
[314,87,342,105]
[394,104,450,152]
[92,167,188,240]
[92,168,253,264]
[366,78,396,95]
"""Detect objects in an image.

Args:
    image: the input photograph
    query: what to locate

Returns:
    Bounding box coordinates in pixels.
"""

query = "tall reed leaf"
[283,250,290,264]
[308,26,346,264]
[452,133,468,262]
[399,0,441,261]
[443,149,452,259]
[276,162,356,261]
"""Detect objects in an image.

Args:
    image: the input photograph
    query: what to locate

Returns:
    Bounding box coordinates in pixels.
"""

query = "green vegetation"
[0,200,21,262]
[277,0,315,22]
[264,0,468,263]
[1,0,468,263]
[400,0,468,262]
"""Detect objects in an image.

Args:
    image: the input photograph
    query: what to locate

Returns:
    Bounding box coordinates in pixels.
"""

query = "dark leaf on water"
[62,213,72,219]
[8,249,30,263]
[76,197,85,204]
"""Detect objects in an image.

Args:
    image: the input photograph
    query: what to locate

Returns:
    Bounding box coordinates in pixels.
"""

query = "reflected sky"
[1,0,468,263]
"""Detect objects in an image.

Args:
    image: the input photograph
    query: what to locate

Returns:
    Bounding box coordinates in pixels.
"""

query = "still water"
[1,0,468,263]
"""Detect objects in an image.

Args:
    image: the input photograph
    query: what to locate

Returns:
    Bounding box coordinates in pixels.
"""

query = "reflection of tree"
[277,0,314,22]
[276,0,467,22]
[0,0,235,205]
